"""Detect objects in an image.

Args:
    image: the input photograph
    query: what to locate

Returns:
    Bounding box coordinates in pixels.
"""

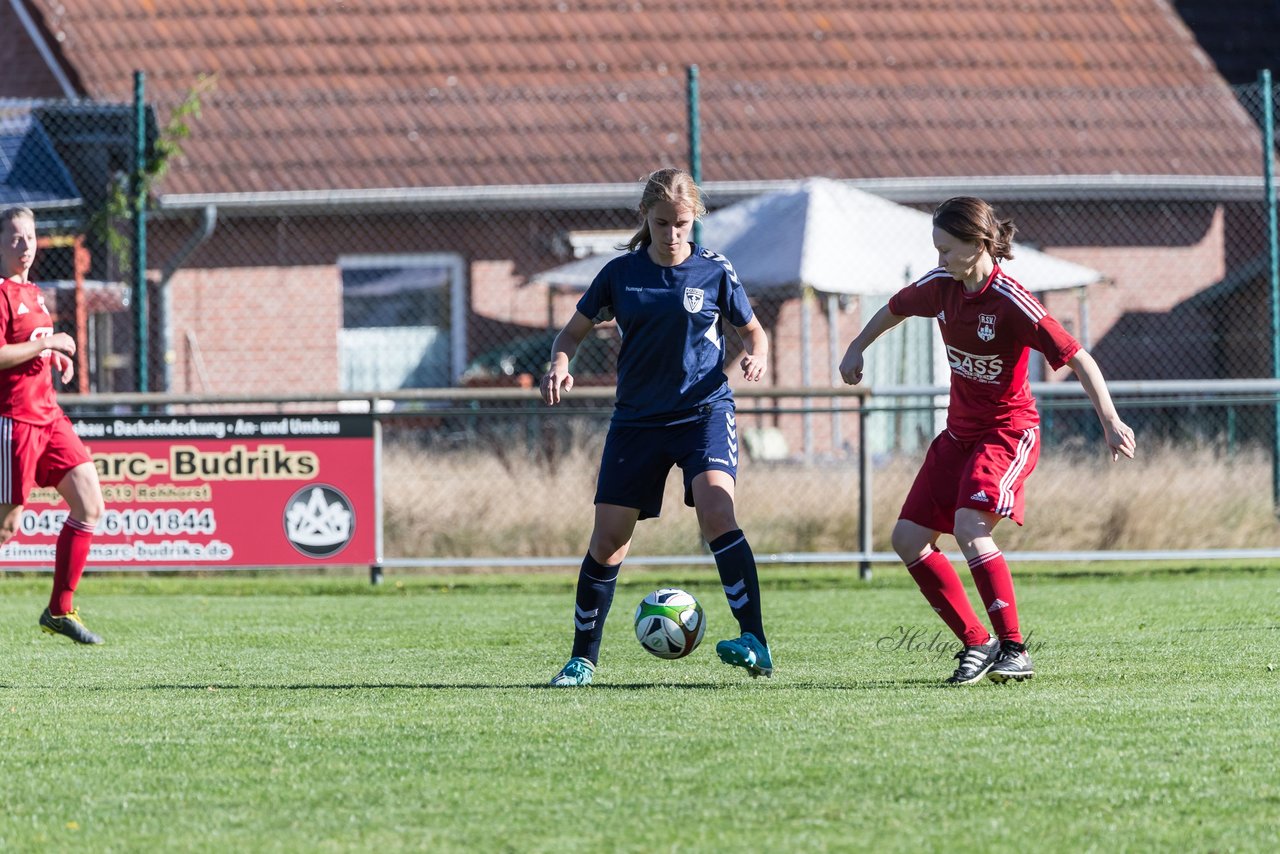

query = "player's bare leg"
[41,462,104,644]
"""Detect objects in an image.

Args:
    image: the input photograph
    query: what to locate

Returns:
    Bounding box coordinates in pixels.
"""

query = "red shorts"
[898,426,1040,534]
[0,414,93,505]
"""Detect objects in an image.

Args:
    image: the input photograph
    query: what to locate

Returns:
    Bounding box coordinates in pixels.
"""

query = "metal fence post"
[688,64,701,246]
[371,407,384,585]
[132,69,149,393]
[1261,69,1279,514]
[858,401,873,581]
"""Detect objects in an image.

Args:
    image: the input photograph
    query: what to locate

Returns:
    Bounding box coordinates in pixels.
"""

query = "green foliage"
[0,566,1277,851]
[86,74,216,276]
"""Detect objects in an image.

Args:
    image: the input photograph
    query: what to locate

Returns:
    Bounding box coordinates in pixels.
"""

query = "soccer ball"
[634,588,705,659]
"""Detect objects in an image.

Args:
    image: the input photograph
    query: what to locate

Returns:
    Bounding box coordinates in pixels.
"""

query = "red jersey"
[0,277,62,425]
[887,264,1080,443]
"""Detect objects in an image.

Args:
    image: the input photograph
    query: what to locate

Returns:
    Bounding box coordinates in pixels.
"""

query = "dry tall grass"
[381,440,1279,558]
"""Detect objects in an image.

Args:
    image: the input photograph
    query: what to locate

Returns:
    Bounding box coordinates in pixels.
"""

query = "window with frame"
[338,254,466,390]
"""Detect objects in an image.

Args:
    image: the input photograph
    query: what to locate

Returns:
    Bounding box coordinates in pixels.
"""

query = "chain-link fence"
[372,387,1279,560]
[3,78,1278,560]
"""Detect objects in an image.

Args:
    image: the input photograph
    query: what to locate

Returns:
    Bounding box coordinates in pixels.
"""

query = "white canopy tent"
[532,178,1103,456]
[533,178,1102,295]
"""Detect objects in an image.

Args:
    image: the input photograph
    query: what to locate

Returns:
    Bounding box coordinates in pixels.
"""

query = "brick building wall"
[166,265,341,394]
[148,199,1247,444]
[1039,204,1227,381]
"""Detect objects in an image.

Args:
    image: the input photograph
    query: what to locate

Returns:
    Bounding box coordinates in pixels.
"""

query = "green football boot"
[549,656,595,687]
[715,632,773,678]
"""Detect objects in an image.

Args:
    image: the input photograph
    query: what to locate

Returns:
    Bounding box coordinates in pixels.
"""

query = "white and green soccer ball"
[634,588,706,659]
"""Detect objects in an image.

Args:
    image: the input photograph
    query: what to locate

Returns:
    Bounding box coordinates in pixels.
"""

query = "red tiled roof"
[15,0,1263,195]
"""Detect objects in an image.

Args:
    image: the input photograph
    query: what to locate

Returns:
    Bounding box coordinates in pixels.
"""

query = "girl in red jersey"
[839,197,1136,684]
[0,207,105,644]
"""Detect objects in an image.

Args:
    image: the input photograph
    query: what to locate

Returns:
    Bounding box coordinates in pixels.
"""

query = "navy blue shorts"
[594,403,739,520]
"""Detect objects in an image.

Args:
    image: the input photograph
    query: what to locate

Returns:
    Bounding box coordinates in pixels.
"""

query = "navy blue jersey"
[577,244,755,426]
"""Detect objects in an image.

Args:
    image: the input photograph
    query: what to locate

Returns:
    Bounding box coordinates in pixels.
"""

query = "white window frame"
[338,253,467,385]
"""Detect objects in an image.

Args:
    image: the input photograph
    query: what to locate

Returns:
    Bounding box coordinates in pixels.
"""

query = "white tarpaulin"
[531,178,1102,294]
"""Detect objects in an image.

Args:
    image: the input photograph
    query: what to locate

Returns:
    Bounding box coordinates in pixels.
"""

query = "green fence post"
[132,69,149,393]
[1261,70,1279,513]
[687,64,702,245]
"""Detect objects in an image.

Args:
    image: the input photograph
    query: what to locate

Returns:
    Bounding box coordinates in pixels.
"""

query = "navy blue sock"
[570,553,620,664]
[709,529,766,644]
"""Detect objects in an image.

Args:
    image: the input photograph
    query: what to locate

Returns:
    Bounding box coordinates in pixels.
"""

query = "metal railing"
[59,380,1280,580]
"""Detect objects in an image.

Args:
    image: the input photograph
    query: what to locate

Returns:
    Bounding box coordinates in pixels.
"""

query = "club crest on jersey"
[683,287,705,313]
[977,313,997,342]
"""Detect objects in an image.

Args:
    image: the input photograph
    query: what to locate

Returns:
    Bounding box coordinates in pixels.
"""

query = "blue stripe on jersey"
[577,244,755,425]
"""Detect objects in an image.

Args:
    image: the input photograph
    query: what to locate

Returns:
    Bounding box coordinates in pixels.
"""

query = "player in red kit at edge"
[0,206,106,644]
[840,197,1136,684]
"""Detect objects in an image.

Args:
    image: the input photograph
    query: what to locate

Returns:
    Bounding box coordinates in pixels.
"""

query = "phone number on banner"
[22,509,218,537]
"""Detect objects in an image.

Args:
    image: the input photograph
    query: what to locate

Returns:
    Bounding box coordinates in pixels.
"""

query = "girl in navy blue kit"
[541,168,773,686]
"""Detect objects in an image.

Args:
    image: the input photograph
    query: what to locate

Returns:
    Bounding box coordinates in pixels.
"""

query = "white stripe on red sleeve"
[914,267,952,287]
[992,275,1046,322]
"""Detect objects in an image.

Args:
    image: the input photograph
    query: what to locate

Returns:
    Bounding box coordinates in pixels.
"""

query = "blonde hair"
[933,197,1016,261]
[1,206,35,227]
[622,168,707,252]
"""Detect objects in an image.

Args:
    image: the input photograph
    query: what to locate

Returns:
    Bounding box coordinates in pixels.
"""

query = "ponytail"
[933,197,1016,261]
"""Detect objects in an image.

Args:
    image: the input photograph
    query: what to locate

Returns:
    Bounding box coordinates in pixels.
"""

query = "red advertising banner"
[0,414,378,568]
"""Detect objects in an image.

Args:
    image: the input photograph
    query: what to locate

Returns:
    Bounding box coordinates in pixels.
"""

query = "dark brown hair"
[932,197,1016,261]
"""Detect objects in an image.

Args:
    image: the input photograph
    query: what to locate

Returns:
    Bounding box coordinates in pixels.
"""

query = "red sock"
[905,548,989,646]
[50,517,95,615]
[967,550,1022,643]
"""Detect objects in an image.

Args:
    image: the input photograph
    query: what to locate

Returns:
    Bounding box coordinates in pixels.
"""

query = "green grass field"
[2,564,1278,852]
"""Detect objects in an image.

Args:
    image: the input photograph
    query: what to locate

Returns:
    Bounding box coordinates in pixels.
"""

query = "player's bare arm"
[541,311,595,406]
[0,332,75,372]
[1067,349,1136,462]
[735,316,768,382]
[839,304,907,385]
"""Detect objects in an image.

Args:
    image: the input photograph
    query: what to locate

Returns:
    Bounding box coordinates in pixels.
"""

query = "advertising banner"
[0,414,378,568]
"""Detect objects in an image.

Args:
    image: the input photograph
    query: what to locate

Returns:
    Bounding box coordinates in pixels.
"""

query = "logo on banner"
[977,313,997,342]
[683,287,705,313]
[284,484,355,558]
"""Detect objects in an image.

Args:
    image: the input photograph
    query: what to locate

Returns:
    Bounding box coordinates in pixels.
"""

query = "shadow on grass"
[1179,624,1280,633]
[13,678,945,691]
[0,679,951,691]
